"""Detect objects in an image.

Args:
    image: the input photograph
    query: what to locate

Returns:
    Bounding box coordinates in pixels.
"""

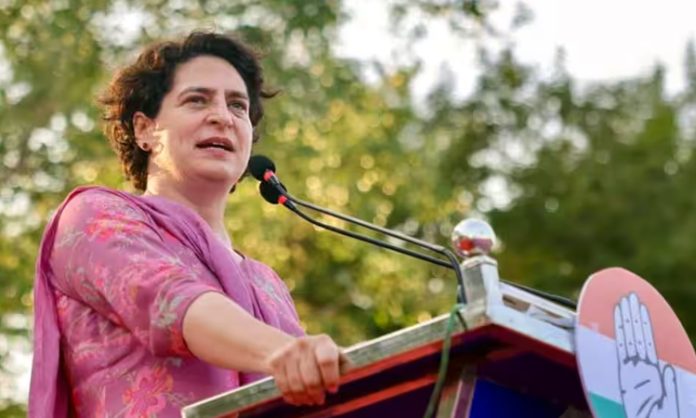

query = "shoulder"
[58,186,150,230]
[244,258,290,289]
[243,257,277,276]
[63,186,142,215]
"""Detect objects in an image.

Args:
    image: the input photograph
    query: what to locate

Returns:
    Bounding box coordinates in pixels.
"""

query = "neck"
[144,178,231,247]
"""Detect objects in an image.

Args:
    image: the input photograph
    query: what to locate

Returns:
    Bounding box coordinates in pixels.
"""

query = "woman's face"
[136,55,254,192]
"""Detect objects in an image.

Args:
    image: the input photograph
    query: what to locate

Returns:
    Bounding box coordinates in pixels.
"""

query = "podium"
[182,225,592,418]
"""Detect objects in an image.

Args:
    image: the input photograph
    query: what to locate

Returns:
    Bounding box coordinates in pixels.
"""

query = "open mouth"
[196,138,234,152]
[197,144,232,152]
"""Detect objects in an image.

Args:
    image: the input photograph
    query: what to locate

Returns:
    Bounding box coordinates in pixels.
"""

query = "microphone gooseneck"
[252,155,468,303]
[258,182,454,269]
[253,155,577,309]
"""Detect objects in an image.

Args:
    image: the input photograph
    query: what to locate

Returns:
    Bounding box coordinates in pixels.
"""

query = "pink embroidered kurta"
[29,186,304,417]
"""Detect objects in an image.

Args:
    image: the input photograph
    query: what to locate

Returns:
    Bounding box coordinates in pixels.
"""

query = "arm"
[183,292,346,406]
[54,190,345,405]
[182,291,291,373]
[52,191,222,358]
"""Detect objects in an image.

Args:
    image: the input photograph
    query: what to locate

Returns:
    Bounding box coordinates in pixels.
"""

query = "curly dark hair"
[99,31,277,191]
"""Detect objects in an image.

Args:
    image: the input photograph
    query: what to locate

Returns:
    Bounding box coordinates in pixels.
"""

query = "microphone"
[251,155,577,309]
[248,154,275,178]
[258,177,295,209]
[249,155,283,188]
[250,156,451,254]
[258,178,284,204]
[251,155,468,303]
[258,181,457,272]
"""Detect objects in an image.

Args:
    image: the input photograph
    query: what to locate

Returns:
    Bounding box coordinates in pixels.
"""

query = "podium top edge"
[181,299,576,418]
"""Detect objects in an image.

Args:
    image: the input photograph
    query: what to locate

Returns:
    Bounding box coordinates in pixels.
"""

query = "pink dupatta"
[29,186,302,417]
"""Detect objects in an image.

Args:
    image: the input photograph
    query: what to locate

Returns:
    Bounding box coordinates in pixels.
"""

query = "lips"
[195,137,234,152]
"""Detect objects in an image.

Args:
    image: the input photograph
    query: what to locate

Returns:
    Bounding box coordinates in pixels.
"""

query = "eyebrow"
[177,86,249,101]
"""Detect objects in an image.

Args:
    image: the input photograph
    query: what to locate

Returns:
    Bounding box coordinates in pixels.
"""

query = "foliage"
[2,0,696,414]
[425,48,696,334]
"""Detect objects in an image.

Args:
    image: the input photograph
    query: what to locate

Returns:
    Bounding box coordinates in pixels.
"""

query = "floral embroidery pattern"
[49,188,303,417]
[122,366,174,417]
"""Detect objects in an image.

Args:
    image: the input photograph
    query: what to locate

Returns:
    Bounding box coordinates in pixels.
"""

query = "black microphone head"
[259,181,282,204]
[248,155,276,181]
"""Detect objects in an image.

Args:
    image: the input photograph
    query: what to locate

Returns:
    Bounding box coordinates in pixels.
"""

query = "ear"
[133,111,155,147]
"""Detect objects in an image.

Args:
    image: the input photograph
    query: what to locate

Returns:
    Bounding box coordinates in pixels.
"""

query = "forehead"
[170,55,248,95]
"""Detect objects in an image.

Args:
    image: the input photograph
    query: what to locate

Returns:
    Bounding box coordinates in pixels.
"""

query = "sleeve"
[50,190,224,357]
[268,268,302,323]
[251,260,303,328]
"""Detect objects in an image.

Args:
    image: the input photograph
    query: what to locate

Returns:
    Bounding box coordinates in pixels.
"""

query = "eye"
[185,95,207,105]
[228,100,248,112]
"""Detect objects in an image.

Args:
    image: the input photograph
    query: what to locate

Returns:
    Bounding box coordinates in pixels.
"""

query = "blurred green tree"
[424,45,696,340]
[2,0,696,415]
[0,0,484,412]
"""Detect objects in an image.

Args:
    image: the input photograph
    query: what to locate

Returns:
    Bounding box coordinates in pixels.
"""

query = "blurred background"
[2,0,696,415]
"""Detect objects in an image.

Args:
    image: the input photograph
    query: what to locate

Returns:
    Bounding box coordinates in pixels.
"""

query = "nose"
[206,102,233,128]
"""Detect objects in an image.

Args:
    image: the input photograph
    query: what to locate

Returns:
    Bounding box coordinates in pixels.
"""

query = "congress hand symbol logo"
[615,293,679,418]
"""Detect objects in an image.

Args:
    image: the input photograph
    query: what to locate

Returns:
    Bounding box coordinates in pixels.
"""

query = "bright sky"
[337,0,696,100]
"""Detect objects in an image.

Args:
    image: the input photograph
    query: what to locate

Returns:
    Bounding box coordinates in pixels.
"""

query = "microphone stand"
[262,180,468,303]
[288,197,468,303]
[261,178,577,309]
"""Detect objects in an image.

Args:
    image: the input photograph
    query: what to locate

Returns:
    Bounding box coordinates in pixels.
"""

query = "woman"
[29,31,345,417]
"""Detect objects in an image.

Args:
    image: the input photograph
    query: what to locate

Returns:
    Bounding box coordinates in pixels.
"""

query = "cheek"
[150,144,176,172]
[238,121,254,146]
[169,127,200,160]
[173,120,200,143]
[152,136,188,170]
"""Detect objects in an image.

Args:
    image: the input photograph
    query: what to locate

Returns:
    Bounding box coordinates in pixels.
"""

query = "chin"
[195,169,241,189]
